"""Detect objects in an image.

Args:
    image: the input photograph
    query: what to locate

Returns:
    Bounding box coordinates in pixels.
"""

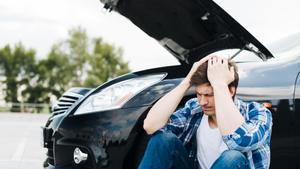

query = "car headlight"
[74,73,167,115]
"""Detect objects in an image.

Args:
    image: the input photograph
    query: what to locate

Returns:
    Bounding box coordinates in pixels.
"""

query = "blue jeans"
[138,131,249,169]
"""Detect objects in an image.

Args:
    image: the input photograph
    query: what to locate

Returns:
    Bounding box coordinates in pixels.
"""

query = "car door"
[268,98,295,168]
[294,72,300,168]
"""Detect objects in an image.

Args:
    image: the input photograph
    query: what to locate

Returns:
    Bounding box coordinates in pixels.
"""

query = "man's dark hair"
[190,60,239,89]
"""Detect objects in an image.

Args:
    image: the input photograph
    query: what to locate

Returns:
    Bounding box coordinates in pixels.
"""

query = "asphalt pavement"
[0,113,50,169]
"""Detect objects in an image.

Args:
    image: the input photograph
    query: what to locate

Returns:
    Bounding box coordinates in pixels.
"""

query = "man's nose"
[199,96,208,106]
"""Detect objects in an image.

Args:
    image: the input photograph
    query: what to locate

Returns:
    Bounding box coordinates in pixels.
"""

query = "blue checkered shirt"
[161,98,273,169]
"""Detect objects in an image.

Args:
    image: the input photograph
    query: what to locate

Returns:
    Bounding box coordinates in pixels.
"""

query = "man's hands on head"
[182,55,212,86]
[206,56,245,135]
[207,56,235,88]
[143,54,242,135]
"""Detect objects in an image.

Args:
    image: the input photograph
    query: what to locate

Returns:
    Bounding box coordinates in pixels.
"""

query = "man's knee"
[220,150,247,161]
[212,150,248,169]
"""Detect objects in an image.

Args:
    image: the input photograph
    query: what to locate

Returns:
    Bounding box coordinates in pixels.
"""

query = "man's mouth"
[202,108,211,111]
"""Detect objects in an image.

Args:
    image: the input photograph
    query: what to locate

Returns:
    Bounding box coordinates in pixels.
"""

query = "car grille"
[51,87,91,115]
[52,94,80,115]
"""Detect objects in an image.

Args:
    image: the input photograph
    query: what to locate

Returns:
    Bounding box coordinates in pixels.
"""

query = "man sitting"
[139,55,273,169]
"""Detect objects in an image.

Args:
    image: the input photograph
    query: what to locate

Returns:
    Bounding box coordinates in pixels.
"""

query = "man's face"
[195,83,216,116]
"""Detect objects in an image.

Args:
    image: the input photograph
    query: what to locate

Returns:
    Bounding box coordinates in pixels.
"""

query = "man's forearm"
[143,79,190,134]
[213,84,245,135]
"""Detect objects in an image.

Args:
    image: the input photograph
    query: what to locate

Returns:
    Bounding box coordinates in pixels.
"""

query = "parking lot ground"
[0,112,51,169]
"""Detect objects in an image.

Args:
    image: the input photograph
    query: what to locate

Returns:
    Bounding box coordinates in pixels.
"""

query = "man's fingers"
[223,58,228,65]
[208,57,212,69]
[214,56,218,64]
[230,66,235,79]
[197,55,212,65]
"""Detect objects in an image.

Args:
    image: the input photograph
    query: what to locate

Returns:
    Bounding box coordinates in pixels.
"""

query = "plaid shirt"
[160,98,273,169]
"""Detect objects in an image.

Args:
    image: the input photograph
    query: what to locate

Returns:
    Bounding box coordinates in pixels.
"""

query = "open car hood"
[100,0,274,64]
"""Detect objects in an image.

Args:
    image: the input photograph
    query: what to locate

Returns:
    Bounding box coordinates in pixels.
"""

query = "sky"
[0,0,300,71]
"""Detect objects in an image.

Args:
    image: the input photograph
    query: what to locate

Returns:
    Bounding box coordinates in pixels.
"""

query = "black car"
[42,0,300,168]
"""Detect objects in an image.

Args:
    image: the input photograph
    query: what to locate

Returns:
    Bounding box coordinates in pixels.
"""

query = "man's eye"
[197,94,213,97]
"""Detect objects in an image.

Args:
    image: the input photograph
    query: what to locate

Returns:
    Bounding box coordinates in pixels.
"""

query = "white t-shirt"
[196,115,228,169]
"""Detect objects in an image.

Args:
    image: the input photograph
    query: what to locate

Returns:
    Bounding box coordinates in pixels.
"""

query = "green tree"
[67,27,90,86]
[29,26,130,103]
[0,43,36,111]
[24,44,74,102]
[84,38,130,87]
[0,26,131,111]
[45,26,130,89]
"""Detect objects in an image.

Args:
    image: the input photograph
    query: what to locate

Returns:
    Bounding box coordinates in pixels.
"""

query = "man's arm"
[207,56,244,135]
[143,80,190,135]
[213,84,245,135]
[222,102,272,152]
[208,56,272,151]
[143,55,211,135]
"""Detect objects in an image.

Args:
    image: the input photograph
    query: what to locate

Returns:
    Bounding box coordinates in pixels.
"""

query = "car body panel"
[294,72,300,162]
[237,55,300,168]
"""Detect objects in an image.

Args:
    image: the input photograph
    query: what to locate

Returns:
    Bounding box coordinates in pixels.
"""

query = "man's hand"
[207,56,235,87]
[183,55,212,86]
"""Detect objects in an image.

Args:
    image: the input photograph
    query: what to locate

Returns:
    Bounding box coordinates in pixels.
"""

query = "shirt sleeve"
[159,98,198,136]
[222,101,273,152]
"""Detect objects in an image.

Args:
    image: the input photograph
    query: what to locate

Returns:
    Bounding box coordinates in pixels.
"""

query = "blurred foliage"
[0,43,36,111]
[85,38,130,87]
[0,26,130,110]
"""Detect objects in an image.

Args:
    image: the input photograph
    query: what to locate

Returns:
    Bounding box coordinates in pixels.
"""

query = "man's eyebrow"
[196,92,214,95]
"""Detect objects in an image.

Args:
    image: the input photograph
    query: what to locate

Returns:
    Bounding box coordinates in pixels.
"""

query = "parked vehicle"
[41,0,300,168]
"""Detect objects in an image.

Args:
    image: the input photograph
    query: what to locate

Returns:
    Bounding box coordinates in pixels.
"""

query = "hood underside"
[100,0,274,64]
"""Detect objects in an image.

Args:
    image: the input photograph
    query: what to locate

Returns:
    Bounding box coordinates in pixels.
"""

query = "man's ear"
[229,86,236,97]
